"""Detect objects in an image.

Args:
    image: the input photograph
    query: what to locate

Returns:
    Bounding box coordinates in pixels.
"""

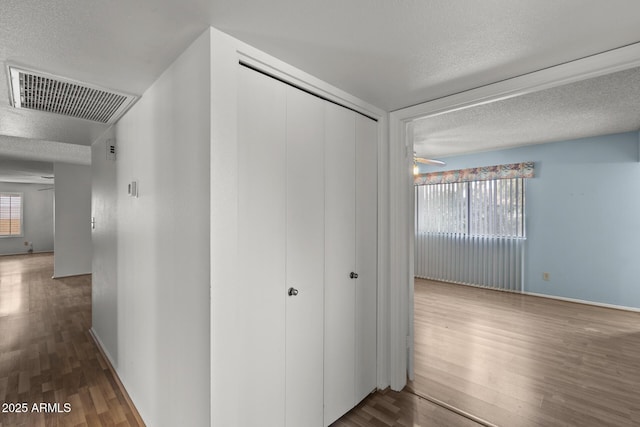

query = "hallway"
[0,253,141,426]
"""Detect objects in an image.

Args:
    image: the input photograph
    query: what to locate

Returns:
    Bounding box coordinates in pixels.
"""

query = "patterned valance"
[414,161,534,186]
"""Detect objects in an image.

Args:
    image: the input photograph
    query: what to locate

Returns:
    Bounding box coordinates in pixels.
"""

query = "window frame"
[0,192,24,238]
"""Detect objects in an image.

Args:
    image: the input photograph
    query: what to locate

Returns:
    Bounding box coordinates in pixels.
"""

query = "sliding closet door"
[324,102,357,425]
[237,67,287,426]
[285,86,325,427]
[355,114,378,401]
[237,65,374,427]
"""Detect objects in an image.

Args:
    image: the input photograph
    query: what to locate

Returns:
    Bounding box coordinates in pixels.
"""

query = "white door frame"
[387,41,640,390]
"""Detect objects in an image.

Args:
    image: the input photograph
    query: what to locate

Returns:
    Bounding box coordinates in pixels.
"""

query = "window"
[416,178,525,238]
[415,163,532,289]
[0,193,23,237]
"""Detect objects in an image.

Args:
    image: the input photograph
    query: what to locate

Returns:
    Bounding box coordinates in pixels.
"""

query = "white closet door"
[285,86,325,427]
[323,103,357,425]
[355,114,378,401]
[237,67,287,426]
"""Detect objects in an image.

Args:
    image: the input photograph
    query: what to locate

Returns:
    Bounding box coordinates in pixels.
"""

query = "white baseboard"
[523,291,640,313]
[89,328,146,426]
[52,271,92,279]
[0,250,53,256]
[89,327,117,368]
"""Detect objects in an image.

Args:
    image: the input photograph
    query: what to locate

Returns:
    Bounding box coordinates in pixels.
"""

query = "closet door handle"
[288,287,299,296]
[350,272,358,279]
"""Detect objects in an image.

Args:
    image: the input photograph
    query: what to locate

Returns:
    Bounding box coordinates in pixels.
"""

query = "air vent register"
[7,65,137,124]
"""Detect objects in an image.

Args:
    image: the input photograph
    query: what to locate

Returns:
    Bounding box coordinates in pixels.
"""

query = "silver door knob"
[288,287,299,296]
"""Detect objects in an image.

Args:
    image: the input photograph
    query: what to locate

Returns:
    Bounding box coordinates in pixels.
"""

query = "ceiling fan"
[414,153,445,175]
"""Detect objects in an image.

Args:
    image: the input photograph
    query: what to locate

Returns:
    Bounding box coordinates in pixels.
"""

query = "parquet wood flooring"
[411,279,640,427]
[0,253,142,427]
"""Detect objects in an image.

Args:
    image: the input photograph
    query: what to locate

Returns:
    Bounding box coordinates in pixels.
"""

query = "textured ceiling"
[1,1,640,156]
[413,66,640,158]
[0,0,209,148]
[209,1,640,111]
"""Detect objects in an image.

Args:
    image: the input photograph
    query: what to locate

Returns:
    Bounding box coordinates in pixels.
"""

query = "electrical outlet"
[543,272,550,281]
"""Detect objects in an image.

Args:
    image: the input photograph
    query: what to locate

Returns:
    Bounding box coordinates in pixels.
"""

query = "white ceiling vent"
[7,65,137,124]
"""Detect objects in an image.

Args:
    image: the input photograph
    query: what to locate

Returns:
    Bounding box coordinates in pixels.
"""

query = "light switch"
[127,181,139,198]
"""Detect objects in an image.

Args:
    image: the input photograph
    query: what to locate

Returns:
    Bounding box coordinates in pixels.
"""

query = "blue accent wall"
[419,131,640,309]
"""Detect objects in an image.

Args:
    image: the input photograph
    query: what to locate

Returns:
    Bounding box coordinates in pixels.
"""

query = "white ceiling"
[413,66,640,158]
[1,1,640,176]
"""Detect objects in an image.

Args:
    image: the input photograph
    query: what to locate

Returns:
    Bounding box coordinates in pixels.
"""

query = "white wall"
[90,26,388,426]
[113,29,210,427]
[0,182,53,255]
[53,162,92,277]
[91,128,118,363]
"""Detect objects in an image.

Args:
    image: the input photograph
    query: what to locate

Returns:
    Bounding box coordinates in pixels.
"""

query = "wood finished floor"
[0,253,141,427]
[331,387,481,427]
[410,279,640,427]
[7,253,639,426]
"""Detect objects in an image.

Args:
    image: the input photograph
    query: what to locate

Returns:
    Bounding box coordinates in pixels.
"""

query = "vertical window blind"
[0,193,23,236]
[415,162,532,291]
[417,179,525,237]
